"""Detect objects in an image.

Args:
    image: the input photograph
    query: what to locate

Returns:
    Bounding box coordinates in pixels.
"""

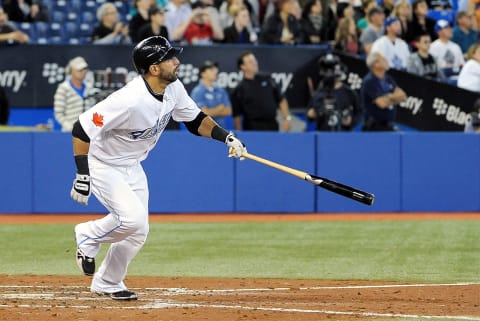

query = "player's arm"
[70,120,91,205]
[183,111,246,159]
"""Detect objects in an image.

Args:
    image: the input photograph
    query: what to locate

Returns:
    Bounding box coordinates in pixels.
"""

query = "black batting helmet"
[132,36,183,74]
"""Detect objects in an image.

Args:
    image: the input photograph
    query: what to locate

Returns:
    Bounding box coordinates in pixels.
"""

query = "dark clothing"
[0,87,9,125]
[223,24,252,44]
[299,16,329,44]
[419,54,440,79]
[408,15,436,43]
[129,13,149,43]
[308,84,361,131]
[91,24,113,42]
[259,11,305,44]
[360,72,398,131]
[231,73,283,131]
[137,24,169,42]
[2,0,49,22]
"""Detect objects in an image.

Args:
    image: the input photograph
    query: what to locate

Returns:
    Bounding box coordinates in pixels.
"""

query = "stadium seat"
[17,22,37,41]
[63,22,79,40]
[81,11,96,24]
[51,10,66,23]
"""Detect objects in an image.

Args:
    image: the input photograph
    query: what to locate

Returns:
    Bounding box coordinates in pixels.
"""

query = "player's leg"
[88,163,150,297]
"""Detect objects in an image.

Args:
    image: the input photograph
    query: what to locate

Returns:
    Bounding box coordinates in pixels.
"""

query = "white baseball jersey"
[429,40,465,70]
[370,36,411,70]
[79,76,200,166]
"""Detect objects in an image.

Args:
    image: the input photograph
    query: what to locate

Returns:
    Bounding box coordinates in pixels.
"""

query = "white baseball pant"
[75,158,149,293]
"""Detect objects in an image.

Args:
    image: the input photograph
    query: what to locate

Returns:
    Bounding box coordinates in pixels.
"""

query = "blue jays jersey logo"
[128,112,172,140]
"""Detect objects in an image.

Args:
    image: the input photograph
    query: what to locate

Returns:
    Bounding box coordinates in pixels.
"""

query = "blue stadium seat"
[63,22,79,41]
[47,22,63,39]
[51,10,66,23]
[17,22,37,41]
[81,11,96,24]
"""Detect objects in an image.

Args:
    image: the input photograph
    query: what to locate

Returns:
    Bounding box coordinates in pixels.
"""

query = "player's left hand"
[226,132,247,160]
[70,174,91,205]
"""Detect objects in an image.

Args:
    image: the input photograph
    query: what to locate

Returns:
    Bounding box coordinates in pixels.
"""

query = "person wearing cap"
[429,19,465,80]
[91,2,131,45]
[137,6,169,41]
[54,57,99,132]
[370,16,411,70]
[360,52,407,131]
[451,11,478,56]
[190,61,232,128]
[359,6,385,54]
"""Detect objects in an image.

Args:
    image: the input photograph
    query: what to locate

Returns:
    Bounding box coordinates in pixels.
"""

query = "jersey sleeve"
[170,80,201,122]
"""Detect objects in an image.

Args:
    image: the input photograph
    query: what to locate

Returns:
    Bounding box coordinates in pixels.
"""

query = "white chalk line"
[1,282,479,320]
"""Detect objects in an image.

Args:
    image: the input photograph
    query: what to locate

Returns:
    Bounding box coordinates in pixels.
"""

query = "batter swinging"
[70,36,247,301]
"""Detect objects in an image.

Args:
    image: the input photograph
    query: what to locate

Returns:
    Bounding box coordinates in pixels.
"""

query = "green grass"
[0,220,478,282]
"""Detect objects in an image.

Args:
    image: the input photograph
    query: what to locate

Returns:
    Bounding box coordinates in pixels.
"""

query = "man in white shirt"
[429,19,465,80]
[370,17,411,70]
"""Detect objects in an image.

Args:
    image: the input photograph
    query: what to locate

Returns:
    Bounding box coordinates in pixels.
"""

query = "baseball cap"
[367,6,384,18]
[435,19,451,33]
[199,60,218,74]
[68,56,88,70]
[384,17,399,28]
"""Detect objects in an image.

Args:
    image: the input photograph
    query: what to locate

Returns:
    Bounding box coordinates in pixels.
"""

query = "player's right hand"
[70,174,91,205]
[226,132,247,160]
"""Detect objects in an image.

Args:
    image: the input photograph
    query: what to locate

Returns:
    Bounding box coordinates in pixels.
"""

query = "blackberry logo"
[177,64,199,85]
[347,72,362,90]
[42,63,66,84]
[432,98,448,115]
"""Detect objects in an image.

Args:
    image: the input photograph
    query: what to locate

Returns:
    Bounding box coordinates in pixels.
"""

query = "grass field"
[0,219,478,282]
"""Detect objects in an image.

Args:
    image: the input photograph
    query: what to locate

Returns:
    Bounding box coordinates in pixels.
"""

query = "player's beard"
[159,68,178,83]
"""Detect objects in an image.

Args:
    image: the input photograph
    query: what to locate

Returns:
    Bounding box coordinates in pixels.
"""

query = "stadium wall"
[0,131,478,213]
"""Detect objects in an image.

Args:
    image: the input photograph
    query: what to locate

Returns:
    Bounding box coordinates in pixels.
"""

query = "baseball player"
[70,36,247,301]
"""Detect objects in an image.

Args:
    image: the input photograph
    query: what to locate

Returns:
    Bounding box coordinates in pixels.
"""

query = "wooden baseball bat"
[242,151,375,206]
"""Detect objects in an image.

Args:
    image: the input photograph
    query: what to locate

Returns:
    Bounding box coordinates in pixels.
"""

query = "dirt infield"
[1,213,479,321]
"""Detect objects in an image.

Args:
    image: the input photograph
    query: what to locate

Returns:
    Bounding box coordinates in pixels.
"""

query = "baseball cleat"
[95,290,138,301]
[76,248,95,276]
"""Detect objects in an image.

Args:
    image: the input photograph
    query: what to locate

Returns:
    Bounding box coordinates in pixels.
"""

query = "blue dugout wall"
[0,131,479,213]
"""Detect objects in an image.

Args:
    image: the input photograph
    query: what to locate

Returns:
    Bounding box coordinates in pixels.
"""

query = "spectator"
[28,0,49,22]
[223,5,257,43]
[231,51,292,131]
[259,0,305,44]
[129,0,153,43]
[464,98,480,132]
[0,86,9,125]
[219,0,256,29]
[334,16,360,55]
[190,60,232,128]
[359,6,384,55]
[457,44,480,92]
[370,17,411,70]
[255,0,276,27]
[165,0,192,40]
[91,2,131,44]
[407,32,443,79]
[361,52,407,131]
[452,11,478,56]
[172,1,223,44]
[307,54,361,131]
[337,1,354,20]
[54,57,99,132]
[429,19,465,80]
[0,7,29,44]
[3,0,29,22]
[356,0,377,32]
[381,0,395,17]
[300,0,330,44]
[137,6,169,41]
[409,0,436,43]
[390,0,413,43]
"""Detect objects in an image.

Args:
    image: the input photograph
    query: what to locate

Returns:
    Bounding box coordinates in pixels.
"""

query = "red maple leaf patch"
[92,112,104,127]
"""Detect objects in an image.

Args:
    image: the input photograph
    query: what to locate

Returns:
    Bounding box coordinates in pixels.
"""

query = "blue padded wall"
[401,133,480,212]
[235,132,316,212]
[143,132,234,212]
[0,133,33,213]
[32,132,104,213]
[316,133,401,212]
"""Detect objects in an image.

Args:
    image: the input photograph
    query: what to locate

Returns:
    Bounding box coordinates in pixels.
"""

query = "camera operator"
[464,98,480,133]
[306,53,361,131]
